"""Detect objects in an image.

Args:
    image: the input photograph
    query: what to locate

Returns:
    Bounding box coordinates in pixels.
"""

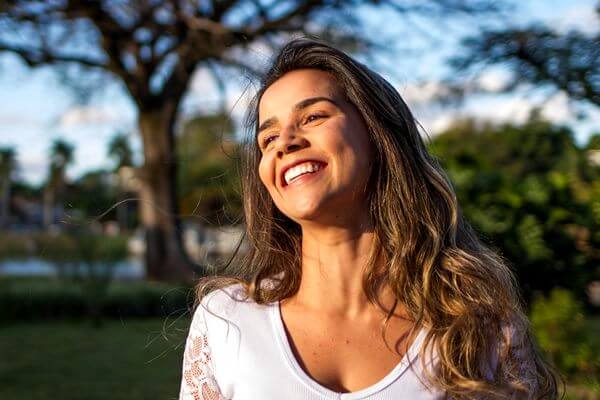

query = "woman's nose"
[276,128,307,156]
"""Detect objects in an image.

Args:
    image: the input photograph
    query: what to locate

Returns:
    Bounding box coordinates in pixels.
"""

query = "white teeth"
[284,162,323,185]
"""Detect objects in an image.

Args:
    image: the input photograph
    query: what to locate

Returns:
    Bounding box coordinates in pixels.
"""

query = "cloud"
[476,69,512,93]
[0,112,47,128]
[552,4,599,34]
[189,68,221,97]
[399,80,453,105]
[58,106,127,128]
[18,152,48,185]
[410,87,581,136]
[539,92,574,124]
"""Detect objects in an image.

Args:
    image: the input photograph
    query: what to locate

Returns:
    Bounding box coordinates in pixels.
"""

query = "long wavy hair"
[194,38,560,399]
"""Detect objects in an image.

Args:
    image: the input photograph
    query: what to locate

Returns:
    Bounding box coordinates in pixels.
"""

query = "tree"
[428,116,599,305]
[107,133,135,231]
[43,138,74,228]
[0,0,504,281]
[451,8,599,107]
[0,146,17,229]
[177,112,241,226]
[107,133,134,171]
[65,169,120,226]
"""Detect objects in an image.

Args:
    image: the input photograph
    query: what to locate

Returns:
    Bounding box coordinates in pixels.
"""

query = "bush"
[530,288,599,377]
[0,232,130,262]
[0,277,195,321]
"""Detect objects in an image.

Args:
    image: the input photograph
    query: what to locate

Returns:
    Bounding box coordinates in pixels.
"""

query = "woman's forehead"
[258,69,342,119]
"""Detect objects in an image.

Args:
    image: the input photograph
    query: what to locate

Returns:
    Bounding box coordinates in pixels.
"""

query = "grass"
[0,317,190,400]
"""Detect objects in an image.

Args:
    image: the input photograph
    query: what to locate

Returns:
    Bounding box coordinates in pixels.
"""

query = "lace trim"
[180,312,225,400]
[499,324,540,398]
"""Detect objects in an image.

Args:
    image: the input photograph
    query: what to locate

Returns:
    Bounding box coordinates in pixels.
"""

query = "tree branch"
[248,0,326,36]
[0,41,106,68]
[211,0,239,21]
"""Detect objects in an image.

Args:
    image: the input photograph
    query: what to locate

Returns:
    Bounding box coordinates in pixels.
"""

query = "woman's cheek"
[258,157,277,192]
[257,160,269,189]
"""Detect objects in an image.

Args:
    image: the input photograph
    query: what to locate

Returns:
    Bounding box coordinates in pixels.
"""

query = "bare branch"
[211,0,239,21]
[451,26,600,107]
[217,55,263,78]
[0,41,106,68]
[248,0,326,36]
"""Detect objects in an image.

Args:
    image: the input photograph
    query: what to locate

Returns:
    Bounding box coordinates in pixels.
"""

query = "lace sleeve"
[179,304,225,400]
[499,323,540,399]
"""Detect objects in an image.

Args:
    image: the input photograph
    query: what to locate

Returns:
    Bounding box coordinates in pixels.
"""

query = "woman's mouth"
[282,161,327,187]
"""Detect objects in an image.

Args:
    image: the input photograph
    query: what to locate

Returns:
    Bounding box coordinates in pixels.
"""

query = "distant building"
[128,223,248,271]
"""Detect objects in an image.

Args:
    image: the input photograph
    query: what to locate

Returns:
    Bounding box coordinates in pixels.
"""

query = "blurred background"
[0,1,598,399]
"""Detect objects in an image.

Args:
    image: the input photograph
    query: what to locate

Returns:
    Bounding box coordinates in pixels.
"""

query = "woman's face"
[257,69,374,225]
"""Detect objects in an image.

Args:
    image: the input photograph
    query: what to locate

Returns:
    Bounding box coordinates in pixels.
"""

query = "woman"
[179,39,559,399]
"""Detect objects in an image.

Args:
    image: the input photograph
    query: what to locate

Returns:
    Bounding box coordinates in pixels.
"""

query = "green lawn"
[0,318,190,400]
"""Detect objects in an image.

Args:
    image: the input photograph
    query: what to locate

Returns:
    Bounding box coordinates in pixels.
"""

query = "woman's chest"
[209,301,442,400]
[279,308,418,394]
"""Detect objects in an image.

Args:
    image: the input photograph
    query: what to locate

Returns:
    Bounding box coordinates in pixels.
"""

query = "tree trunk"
[137,103,202,282]
[43,187,54,228]
[0,178,10,229]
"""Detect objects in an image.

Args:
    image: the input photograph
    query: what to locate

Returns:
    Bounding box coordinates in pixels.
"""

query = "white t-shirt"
[179,283,445,400]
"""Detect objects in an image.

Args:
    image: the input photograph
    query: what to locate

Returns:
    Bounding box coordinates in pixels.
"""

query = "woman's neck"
[286,224,395,320]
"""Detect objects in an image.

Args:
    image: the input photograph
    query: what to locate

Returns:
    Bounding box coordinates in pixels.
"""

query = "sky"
[0,0,598,186]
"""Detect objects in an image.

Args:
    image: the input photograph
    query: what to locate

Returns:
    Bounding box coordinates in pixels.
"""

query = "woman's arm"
[179,304,225,400]
[497,322,543,399]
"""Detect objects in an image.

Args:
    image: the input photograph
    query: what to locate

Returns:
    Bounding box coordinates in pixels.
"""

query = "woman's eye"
[304,114,325,124]
[263,135,277,147]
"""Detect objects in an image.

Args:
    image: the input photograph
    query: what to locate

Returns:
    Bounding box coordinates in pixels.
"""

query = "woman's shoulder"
[194,281,276,325]
[197,283,250,317]
[201,282,248,304]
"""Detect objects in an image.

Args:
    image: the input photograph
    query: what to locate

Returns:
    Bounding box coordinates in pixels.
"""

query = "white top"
[179,283,445,400]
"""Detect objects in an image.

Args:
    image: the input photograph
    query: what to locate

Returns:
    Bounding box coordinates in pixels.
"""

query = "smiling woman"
[178,39,560,400]
[257,69,374,225]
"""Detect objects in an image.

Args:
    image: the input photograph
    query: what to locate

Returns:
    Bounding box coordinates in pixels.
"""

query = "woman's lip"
[280,160,327,188]
[282,164,327,188]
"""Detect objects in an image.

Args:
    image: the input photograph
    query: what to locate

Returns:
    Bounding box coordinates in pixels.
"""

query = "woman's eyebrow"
[257,96,339,135]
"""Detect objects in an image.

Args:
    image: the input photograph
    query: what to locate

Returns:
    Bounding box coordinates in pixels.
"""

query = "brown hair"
[195,38,560,399]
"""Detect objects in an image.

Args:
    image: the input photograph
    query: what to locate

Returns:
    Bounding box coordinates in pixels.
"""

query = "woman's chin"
[280,197,328,222]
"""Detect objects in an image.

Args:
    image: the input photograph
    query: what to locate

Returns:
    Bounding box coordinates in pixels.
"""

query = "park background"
[0,0,598,399]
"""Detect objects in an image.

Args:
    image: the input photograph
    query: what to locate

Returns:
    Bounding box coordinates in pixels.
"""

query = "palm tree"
[0,147,17,229]
[43,139,74,228]
[107,133,133,171]
[107,133,134,231]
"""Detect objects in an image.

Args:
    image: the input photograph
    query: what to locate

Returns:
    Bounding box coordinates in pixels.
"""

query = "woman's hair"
[194,38,560,399]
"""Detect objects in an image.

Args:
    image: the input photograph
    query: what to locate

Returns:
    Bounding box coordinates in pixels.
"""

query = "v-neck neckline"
[269,300,427,399]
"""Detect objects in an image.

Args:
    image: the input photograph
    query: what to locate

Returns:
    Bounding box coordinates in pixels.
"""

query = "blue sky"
[0,0,598,186]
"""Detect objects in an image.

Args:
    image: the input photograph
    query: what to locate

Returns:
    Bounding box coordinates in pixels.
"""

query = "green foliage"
[71,231,129,263]
[0,146,16,179]
[0,277,193,321]
[530,289,599,377]
[107,132,134,171]
[429,117,600,303]
[586,133,600,151]
[63,169,123,222]
[0,232,129,262]
[47,138,74,190]
[177,113,242,226]
[0,231,133,325]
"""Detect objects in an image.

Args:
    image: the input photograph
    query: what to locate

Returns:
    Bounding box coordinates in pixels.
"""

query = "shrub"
[0,277,194,321]
[530,288,599,376]
[0,232,129,262]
